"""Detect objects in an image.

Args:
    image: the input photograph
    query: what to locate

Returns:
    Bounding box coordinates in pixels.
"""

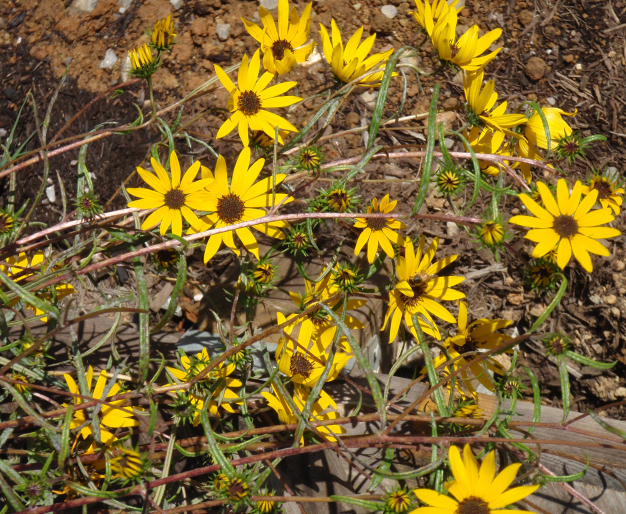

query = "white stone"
[120,54,132,83]
[45,185,56,203]
[260,0,279,9]
[546,96,556,106]
[359,90,378,109]
[99,49,118,69]
[0,128,7,140]
[71,0,99,13]
[216,23,231,41]
[446,221,459,237]
[352,2,361,9]
[452,69,464,85]
[16,37,22,45]
[381,5,398,18]
[193,293,203,302]
[252,11,261,22]
[170,0,183,9]
[301,46,322,67]
[444,137,454,149]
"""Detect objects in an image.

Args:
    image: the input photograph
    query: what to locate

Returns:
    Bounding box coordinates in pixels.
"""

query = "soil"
[1,0,626,417]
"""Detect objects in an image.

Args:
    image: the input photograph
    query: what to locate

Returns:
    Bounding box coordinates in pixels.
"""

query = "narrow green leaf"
[565,351,617,370]
[412,82,439,215]
[557,354,571,423]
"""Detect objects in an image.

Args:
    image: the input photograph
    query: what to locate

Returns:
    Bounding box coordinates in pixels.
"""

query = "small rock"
[359,90,378,109]
[518,9,534,26]
[120,54,132,82]
[3,87,19,102]
[302,47,322,67]
[0,128,7,140]
[452,69,464,85]
[446,221,459,237]
[170,0,183,9]
[615,387,626,398]
[611,307,621,318]
[260,0,279,9]
[407,84,419,97]
[546,96,556,106]
[444,137,454,149]
[216,23,231,41]
[525,56,547,81]
[99,49,117,69]
[345,112,360,128]
[70,0,99,13]
[575,63,583,71]
[193,293,203,302]
[611,260,625,272]
[381,5,398,18]
[443,97,458,108]
[45,185,56,203]
[353,2,361,9]
[191,17,211,37]
[460,7,470,16]
[371,12,393,33]
[434,111,456,132]
[608,50,617,58]
[589,294,602,305]
[399,56,418,67]
[563,54,574,63]
[511,208,520,215]
[529,303,545,317]
[605,294,618,305]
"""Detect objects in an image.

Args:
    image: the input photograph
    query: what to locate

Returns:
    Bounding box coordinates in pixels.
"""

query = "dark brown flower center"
[290,353,314,379]
[593,180,612,200]
[456,497,490,514]
[450,41,461,59]
[552,214,579,238]
[271,39,294,61]
[399,282,428,308]
[228,478,248,499]
[238,90,262,116]
[164,188,186,209]
[217,193,245,224]
[328,190,349,210]
[366,217,387,230]
[532,265,552,285]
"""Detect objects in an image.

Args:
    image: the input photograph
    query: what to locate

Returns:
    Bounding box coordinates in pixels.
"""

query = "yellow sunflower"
[431,302,512,395]
[465,126,508,176]
[354,195,406,263]
[190,147,292,263]
[150,14,176,51]
[319,20,396,86]
[524,107,576,151]
[280,269,366,349]
[382,236,465,342]
[464,70,527,133]
[509,179,621,272]
[276,315,353,388]
[242,0,315,75]
[63,366,140,449]
[410,0,461,36]
[262,383,346,445]
[412,444,539,513]
[167,348,242,423]
[581,173,624,215]
[431,9,502,71]
[2,250,74,322]
[214,49,301,147]
[127,151,213,236]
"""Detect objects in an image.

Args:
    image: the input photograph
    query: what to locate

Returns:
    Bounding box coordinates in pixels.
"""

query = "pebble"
[45,184,56,203]
[546,96,556,106]
[70,0,99,13]
[170,0,183,9]
[452,70,464,85]
[120,55,132,83]
[359,90,378,109]
[446,221,459,237]
[260,0,279,9]
[611,260,625,272]
[99,49,117,69]
[345,112,360,127]
[615,387,626,397]
[352,2,361,9]
[525,56,547,81]
[216,23,231,41]
[0,128,7,139]
[518,9,534,26]
[605,294,618,305]
[381,5,398,18]
[563,54,574,63]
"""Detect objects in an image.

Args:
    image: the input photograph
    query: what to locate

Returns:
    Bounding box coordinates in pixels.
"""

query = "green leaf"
[565,351,617,370]
[412,82,439,215]
[329,496,385,510]
[557,353,571,423]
